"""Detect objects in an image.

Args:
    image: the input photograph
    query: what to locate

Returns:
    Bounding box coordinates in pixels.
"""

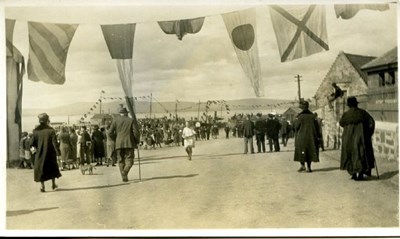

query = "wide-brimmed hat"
[119,107,129,114]
[38,113,49,123]
[347,96,359,107]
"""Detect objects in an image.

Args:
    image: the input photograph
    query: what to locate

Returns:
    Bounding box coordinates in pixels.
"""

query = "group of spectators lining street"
[19,95,376,192]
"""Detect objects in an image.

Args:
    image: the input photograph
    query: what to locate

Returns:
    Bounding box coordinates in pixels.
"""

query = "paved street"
[6,135,399,231]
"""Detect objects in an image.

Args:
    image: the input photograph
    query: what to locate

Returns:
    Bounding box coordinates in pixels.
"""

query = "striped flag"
[27,22,78,84]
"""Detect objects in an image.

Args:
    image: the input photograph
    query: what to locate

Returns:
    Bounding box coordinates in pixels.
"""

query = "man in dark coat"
[293,101,321,172]
[266,113,281,152]
[254,113,267,153]
[280,117,290,147]
[108,107,140,182]
[30,113,62,192]
[340,97,375,180]
[242,114,255,154]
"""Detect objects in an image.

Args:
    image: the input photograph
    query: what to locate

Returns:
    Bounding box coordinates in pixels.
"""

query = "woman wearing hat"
[30,113,62,192]
[340,96,375,180]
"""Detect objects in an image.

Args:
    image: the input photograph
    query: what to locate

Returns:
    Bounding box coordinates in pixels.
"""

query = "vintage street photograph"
[2,0,399,237]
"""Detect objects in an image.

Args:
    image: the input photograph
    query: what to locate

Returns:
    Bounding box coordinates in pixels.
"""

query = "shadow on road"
[312,166,340,172]
[55,183,130,192]
[136,174,199,182]
[7,207,59,217]
[368,170,399,181]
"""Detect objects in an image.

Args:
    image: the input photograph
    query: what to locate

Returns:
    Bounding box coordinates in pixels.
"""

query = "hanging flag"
[334,4,390,19]
[27,21,78,84]
[222,8,264,97]
[158,17,205,40]
[101,23,139,138]
[6,19,16,57]
[6,19,26,126]
[269,5,329,62]
[101,24,136,59]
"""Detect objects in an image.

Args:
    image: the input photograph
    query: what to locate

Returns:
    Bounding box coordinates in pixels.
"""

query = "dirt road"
[5,135,399,233]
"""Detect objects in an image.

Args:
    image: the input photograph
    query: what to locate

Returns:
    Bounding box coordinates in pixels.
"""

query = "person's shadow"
[134,174,199,183]
[368,170,399,181]
[312,166,340,172]
[55,183,130,192]
[7,207,59,217]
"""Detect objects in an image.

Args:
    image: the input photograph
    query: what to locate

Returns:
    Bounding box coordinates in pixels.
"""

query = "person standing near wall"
[339,97,375,180]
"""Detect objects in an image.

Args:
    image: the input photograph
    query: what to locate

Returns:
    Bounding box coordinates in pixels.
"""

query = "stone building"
[361,47,398,161]
[282,107,302,123]
[313,51,376,149]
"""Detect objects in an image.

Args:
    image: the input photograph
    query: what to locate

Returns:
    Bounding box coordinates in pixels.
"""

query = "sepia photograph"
[2,0,399,237]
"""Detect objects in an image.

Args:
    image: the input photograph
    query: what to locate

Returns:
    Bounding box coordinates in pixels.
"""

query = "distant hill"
[22,98,296,116]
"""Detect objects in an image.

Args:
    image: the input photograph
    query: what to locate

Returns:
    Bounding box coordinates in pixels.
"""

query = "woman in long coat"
[340,97,375,180]
[293,101,321,172]
[30,113,62,192]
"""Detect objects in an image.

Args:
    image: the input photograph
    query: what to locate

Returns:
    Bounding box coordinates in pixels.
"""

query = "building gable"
[314,51,375,106]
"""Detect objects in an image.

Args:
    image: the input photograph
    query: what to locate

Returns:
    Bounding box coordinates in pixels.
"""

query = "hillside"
[22,98,296,116]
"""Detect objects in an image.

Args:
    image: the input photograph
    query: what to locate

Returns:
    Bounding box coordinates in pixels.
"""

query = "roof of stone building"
[344,53,376,82]
[91,113,113,119]
[361,47,397,70]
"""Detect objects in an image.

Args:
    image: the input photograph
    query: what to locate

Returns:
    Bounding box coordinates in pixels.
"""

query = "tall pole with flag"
[101,23,141,180]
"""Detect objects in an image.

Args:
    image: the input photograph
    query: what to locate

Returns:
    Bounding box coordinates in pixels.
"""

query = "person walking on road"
[293,101,321,172]
[242,114,255,154]
[108,107,140,182]
[30,113,62,192]
[182,121,196,160]
[339,96,375,180]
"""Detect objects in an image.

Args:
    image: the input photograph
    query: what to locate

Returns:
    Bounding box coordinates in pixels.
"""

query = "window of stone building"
[385,71,396,86]
[378,72,385,87]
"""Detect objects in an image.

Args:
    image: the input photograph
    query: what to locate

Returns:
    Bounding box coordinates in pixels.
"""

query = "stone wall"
[373,121,398,161]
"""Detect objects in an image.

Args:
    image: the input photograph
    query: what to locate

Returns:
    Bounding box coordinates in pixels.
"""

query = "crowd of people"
[21,96,376,192]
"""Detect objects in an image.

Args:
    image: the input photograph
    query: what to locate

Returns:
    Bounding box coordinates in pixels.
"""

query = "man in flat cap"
[339,96,375,180]
[108,107,140,182]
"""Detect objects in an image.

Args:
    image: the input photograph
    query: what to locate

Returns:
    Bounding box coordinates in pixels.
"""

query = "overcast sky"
[5,0,398,109]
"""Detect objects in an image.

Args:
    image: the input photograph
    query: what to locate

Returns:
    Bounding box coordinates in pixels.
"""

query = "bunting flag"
[158,17,205,40]
[27,22,78,84]
[334,4,390,19]
[269,5,329,62]
[222,8,264,97]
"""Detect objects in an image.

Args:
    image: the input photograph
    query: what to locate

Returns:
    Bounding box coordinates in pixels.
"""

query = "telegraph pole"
[149,93,152,119]
[294,74,302,101]
[197,100,201,120]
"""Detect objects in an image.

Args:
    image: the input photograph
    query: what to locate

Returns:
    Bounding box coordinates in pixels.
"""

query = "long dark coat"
[91,129,105,158]
[293,109,320,163]
[339,107,375,175]
[31,124,62,182]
